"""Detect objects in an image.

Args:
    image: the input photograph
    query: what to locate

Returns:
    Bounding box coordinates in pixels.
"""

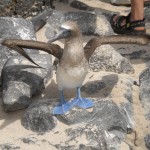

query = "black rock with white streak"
[0,17,38,85]
[2,54,52,112]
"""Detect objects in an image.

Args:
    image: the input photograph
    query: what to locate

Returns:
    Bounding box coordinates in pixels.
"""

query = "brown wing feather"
[1,39,63,59]
[13,45,43,68]
[84,35,150,60]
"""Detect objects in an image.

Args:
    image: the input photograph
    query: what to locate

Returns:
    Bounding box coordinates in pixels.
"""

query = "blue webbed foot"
[53,90,73,115]
[71,98,94,109]
[71,87,94,109]
[53,101,73,114]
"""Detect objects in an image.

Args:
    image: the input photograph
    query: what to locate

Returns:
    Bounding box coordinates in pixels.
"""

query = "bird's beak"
[48,28,71,43]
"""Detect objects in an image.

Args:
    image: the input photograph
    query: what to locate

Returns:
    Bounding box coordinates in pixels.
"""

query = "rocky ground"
[0,0,150,150]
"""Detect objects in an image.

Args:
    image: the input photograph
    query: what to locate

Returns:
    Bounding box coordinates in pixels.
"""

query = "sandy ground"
[0,0,150,150]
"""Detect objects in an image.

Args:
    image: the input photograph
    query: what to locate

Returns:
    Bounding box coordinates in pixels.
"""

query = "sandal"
[110,13,146,35]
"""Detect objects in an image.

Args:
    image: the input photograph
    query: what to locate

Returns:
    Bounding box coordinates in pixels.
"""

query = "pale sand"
[0,1,149,150]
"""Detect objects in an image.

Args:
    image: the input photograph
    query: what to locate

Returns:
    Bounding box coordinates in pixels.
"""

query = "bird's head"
[48,21,81,43]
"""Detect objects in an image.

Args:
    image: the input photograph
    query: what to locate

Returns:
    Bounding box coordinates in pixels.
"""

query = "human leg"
[110,0,146,35]
[130,0,144,21]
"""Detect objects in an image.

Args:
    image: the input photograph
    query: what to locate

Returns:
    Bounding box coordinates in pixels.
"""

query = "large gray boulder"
[22,100,57,133]
[89,45,134,74]
[0,17,38,85]
[2,54,52,112]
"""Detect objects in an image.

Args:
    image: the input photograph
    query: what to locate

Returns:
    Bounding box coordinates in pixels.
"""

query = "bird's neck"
[63,36,84,61]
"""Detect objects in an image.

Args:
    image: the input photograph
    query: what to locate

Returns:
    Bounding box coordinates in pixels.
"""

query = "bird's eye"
[63,29,72,37]
[67,30,71,34]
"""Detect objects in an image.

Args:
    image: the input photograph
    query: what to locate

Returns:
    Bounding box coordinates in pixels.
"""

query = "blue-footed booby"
[48,21,93,114]
[2,21,150,114]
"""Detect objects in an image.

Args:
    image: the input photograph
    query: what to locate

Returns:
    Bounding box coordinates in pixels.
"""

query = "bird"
[2,21,150,114]
[48,21,94,114]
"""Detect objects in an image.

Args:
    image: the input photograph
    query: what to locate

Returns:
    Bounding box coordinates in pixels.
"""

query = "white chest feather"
[56,64,88,90]
[56,35,89,90]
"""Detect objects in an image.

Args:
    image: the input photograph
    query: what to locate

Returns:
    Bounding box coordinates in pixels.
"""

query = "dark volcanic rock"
[57,99,128,133]
[0,17,36,41]
[31,9,53,32]
[20,137,38,144]
[70,0,94,11]
[139,68,150,120]
[2,54,52,112]
[0,143,20,150]
[0,17,38,84]
[145,134,150,150]
[22,100,57,133]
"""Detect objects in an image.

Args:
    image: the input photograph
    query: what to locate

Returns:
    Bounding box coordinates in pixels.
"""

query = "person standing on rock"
[110,0,146,35]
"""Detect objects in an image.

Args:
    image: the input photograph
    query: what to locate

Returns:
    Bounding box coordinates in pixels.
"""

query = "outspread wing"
[84,35,150,60]
[1,39,63,67]
[12,45,43,68]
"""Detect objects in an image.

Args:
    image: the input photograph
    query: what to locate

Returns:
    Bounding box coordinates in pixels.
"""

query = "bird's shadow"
[36,73,119,101]
[81,74,119,98]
